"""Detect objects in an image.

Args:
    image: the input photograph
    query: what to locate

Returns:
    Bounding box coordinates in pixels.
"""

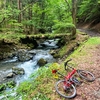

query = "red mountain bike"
[52,59,95,99]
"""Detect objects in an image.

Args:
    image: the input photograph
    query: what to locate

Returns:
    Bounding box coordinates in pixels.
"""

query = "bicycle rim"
[78,70,95,82]
[55,80,76,99]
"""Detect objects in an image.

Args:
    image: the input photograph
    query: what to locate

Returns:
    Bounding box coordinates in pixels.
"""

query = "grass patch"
[69,37,100,57]
[85,37,100,45]
[65,37,100,67]
[15,63,64,100]
[58,45,67,58]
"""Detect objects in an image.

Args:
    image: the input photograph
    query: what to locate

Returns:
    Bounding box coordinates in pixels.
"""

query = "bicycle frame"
[64,69,76,81]
[52,68,77,88]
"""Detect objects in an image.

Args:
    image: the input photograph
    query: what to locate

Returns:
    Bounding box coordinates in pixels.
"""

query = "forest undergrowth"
[1,29,100,100]
[7,34,100,100]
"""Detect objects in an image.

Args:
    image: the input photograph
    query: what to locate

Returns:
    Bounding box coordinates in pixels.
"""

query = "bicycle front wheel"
[55,80,76,99]
[77,70,95,82]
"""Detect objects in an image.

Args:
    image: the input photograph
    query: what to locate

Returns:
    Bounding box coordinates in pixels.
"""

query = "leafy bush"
[77,0,100,23]
[52,21,75,33]
[16,63,63,99]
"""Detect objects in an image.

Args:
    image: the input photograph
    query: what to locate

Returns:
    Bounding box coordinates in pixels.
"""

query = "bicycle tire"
[77,70,95,82]
[55,80,76,99]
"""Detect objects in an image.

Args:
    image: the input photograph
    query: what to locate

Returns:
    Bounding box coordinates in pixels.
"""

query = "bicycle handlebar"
[52,59,76,79]
[64,59,74,70]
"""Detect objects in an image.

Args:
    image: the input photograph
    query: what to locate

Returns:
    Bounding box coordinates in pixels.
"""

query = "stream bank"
[25,31,100,100]
[0,32,89,98]
[0,32,89,63]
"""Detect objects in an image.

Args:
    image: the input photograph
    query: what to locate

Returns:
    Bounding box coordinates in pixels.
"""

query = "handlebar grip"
[64,59,72,70]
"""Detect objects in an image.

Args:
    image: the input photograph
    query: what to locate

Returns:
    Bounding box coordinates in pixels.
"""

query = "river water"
[0,39,59,84]
[0,49,55,85]
[0,39,59,99]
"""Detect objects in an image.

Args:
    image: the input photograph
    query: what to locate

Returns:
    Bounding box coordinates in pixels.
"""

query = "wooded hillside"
[0,0,100,34]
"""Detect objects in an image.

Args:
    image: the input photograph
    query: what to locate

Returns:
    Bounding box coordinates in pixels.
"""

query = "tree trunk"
[72,0,77,36]
[17,0,22,23]
[28,4,33,33]
[39,1,45,28]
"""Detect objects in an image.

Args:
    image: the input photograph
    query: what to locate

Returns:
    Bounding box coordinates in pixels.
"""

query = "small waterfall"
[16,60,38,83]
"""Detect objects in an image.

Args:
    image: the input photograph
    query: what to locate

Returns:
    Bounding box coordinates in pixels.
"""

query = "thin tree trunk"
[17,0,22,23]
[72,0,77,36]
[20,2,23,21]
[39,1,45,28]
[29,4,33,33]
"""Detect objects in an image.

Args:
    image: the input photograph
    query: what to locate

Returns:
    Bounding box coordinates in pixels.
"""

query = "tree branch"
[0,18,5,24]
[65,0,71,12]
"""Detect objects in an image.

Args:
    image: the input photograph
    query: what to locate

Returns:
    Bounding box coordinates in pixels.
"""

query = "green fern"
[77,0,100,22]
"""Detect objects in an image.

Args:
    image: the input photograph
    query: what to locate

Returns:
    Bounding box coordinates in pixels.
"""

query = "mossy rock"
[12,67,25,75]
[6,72,14,78]
[37,58,47,67]
[27,43,35,49]
[17,49,33,62]
[53,54,60,58]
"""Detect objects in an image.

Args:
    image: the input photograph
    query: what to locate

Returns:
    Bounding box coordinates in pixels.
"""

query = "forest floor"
[28,29,100,100]
[46,29,100,100]
[66,30,100,100]
[46,30,100,100]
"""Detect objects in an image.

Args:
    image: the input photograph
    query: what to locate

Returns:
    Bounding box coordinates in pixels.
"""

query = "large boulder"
[6,72,15,78]
[17,49,33,62]
[49,50,56,55]
[5,67,25,79]
[57,37,67,47]
[49,50,60,58]
[37,58,47,66]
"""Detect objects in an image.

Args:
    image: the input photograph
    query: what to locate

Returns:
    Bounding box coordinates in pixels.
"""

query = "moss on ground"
[65,37,100,67]
[57,33,89,58]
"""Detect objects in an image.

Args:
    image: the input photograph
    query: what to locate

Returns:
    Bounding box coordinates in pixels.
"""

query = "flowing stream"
[0,39,58,99]
[0,49,55,84]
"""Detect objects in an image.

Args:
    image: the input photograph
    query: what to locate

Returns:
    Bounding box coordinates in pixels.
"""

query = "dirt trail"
[52,29,100,100]
[78,28,100,37]
[73,45,100,100]
[70,29,100,100]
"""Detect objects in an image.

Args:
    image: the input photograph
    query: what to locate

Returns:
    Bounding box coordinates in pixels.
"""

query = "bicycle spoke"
[55,80,76,98]
[78,70,95,82]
